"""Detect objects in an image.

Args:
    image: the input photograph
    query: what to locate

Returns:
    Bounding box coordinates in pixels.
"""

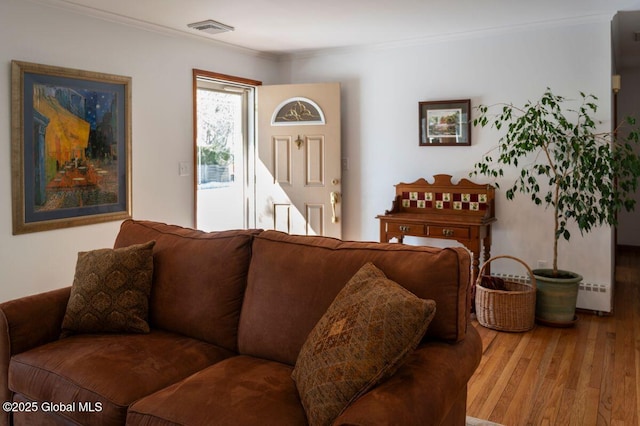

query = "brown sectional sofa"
[0,219,482,425]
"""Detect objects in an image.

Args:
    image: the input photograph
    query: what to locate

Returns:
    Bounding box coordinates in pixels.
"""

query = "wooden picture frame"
[11,60,132,234]
[419,99,471,146]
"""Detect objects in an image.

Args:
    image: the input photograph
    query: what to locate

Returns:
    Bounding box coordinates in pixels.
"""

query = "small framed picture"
[419,99,471,146]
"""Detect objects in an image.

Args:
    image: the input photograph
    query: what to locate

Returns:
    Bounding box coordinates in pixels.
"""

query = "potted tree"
[471,88,640,326]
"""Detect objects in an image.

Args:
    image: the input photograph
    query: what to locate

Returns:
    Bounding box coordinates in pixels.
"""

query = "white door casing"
[256,83,341,238]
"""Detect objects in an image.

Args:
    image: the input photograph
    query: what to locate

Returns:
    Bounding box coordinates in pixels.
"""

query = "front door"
[256,83,341,238]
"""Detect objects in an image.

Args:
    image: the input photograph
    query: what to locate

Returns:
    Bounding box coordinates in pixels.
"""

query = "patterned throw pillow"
[60,241,155,337]
[291,262,436,426]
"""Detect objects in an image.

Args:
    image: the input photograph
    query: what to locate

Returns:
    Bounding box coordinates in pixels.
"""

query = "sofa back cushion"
[114,220,260,352]
[238,231,471,366]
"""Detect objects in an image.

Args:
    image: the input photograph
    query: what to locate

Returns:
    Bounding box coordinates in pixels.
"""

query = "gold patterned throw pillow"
[61,241,155,337]
[292,262,436,426]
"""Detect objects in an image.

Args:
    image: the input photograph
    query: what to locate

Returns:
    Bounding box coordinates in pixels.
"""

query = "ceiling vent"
[188,19,234,35]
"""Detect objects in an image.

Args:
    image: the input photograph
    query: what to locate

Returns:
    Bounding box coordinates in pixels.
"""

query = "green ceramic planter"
[533,269,582,326]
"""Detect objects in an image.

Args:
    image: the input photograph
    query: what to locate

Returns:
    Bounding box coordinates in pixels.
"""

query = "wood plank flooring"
[466,246,640,426]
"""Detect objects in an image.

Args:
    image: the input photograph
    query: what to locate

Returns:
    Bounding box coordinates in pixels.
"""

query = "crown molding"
[25,0,615,63]
[284,12,615,60]
[26,0,283,62]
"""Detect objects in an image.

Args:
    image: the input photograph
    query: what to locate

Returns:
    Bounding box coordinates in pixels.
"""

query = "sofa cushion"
[8,330,234,426]
[238,231,471,365]
[291,262,436,426]
[127,355,307,426]
[113,220,261,351]
[60,241,155,338]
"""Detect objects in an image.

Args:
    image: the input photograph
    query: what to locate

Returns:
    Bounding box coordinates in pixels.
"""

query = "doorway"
[193,71,342,238]
[612,12,640,247]
[193,70,260,231]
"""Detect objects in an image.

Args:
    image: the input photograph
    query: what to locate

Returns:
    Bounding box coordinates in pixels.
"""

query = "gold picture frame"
[11,60,132,234]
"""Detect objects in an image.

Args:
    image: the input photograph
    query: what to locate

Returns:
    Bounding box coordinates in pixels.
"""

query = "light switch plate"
[178,161,190,176]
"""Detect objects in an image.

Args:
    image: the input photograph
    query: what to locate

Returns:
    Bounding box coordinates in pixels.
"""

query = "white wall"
[616,68,640,246]
[0,0,283,301]
[285,17,616,284]
[0,1,620,302]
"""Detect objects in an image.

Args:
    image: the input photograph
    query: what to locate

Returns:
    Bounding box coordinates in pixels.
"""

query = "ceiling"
[33,0,640,60]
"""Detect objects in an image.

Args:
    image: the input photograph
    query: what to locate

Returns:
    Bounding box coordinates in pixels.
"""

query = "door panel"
[274,136,292,185]
[305,135,324,186]
[274,203,291,233]
[306,204,324,235]
[257,83,341,238]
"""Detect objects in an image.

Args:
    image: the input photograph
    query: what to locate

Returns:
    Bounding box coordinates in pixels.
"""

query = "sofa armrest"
[0,287,70,355]
[0,287,70,426]
[334,325,482,426]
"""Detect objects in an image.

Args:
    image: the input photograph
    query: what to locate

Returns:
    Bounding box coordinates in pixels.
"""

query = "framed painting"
[419,99,471,146]
[11,60,132,234]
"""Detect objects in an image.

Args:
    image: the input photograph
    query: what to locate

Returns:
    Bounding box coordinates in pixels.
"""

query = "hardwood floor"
[466,246,640,426]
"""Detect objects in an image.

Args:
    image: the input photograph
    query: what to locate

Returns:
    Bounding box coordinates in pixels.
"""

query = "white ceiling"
[33,0,640,59]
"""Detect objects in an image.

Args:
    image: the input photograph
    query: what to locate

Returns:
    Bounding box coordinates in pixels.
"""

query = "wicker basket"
[475,255,536,332]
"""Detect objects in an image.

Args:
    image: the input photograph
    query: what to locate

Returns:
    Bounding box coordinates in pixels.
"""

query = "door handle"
[330,191,340,223]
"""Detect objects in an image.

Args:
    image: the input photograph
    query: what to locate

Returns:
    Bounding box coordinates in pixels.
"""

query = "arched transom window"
[271,97,325,125]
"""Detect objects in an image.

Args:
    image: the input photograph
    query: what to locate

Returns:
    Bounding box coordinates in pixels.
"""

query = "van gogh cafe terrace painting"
[33,85,119,210]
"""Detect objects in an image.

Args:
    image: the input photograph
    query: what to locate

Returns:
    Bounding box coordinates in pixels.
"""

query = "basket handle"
[475,255,536,291]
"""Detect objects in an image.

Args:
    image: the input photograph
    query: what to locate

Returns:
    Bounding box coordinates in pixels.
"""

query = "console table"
[376,174,496,288]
